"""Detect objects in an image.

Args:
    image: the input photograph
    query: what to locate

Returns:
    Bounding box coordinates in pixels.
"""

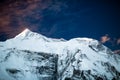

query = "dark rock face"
[0,48,120,80]
[0,49,58,80]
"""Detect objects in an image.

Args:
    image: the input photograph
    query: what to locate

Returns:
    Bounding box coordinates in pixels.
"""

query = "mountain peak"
[22,28,30,33]
[15,28,31,38]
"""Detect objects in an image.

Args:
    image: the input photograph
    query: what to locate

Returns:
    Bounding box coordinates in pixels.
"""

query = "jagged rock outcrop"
[0,29,120,80]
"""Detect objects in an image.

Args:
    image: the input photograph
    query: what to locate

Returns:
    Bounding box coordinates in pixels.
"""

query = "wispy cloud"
[117,38,120,45]
[0,0,67,41]
[100,34,120,53]
[100,34,110,43]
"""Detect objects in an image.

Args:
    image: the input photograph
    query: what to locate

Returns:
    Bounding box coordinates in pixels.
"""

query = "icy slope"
[0,29,120,80]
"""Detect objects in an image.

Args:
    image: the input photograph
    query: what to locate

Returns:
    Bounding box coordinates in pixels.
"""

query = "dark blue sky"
[0,0,120,51]
[40,0,120,39]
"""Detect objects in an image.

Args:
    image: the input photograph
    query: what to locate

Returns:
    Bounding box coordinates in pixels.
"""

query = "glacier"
[0,29,120,80]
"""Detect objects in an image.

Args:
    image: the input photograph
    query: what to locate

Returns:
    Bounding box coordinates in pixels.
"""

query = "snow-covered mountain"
[0,29,120,80]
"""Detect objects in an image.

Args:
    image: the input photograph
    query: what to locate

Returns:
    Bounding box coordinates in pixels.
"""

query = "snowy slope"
[0,29,120,80]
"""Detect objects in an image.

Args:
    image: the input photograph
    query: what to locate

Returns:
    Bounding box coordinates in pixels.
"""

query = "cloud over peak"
[100,34,110,43]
